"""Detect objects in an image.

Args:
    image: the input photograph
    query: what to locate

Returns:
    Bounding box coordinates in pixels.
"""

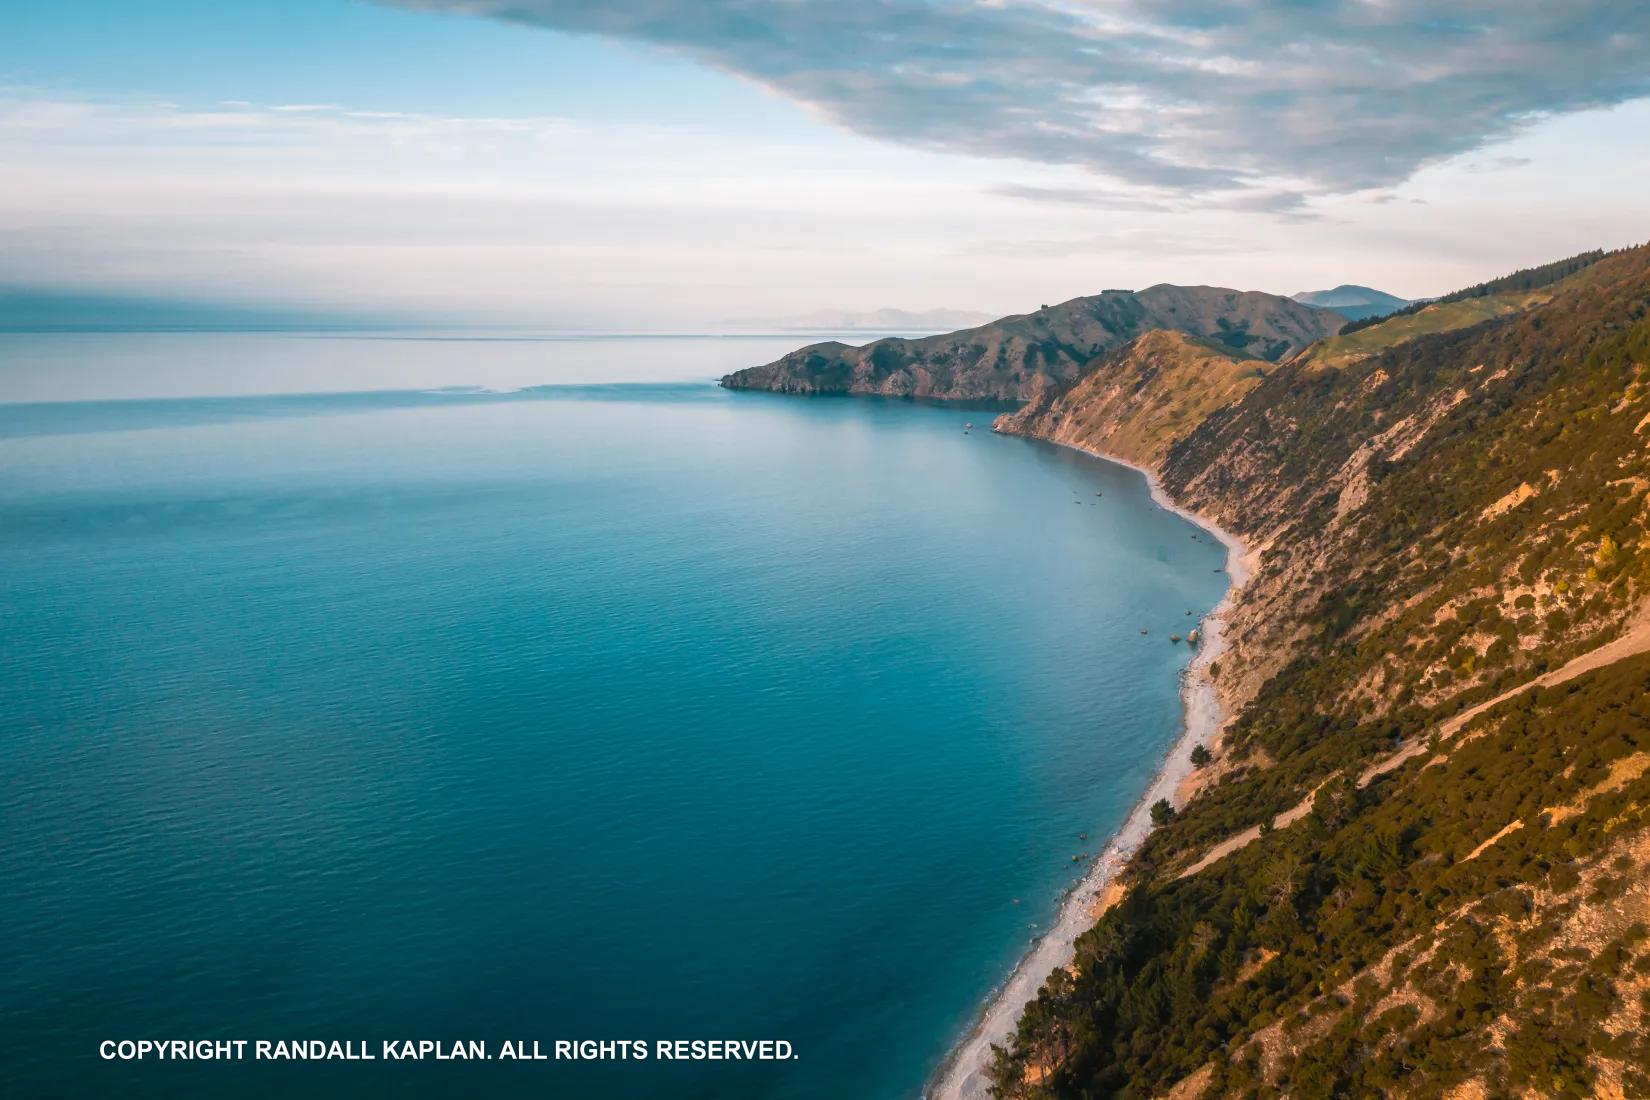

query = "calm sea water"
[0,334,1226,1098]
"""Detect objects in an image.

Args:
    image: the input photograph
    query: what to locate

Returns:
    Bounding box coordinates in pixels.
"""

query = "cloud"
[1463,155,1535,173]
[967,227,1263,261]
[989,181,1318,220]
[0,90,585,160]
[986,184,1167,212]
[389,0,1650,197]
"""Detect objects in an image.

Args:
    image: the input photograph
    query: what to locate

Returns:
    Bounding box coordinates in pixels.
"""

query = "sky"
[3,0,1649,330]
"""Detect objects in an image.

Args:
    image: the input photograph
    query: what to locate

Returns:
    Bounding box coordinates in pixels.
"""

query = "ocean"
[0,333,1227,1098]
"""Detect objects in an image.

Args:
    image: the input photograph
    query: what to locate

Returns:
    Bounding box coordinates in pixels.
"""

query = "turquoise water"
[0,336,1226,1098]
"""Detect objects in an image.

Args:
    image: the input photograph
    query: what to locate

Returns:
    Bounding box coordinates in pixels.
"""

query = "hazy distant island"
[729,243,1650,1099]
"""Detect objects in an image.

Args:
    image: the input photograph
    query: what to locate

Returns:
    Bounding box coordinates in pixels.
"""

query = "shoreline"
[926,439,1252,1100]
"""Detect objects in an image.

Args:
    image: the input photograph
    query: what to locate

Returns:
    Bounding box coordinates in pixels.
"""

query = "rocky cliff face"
[719,286,1341,402]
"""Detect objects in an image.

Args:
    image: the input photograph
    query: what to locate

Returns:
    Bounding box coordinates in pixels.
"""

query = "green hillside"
[989,243,1650,1099]
[996,330,1271,467]
[1291,290,1551,370]
[1292,248,1628,371]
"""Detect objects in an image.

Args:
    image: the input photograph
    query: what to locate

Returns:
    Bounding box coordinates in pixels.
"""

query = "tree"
[1190,744,1213,769]
[1150,799,1176,828]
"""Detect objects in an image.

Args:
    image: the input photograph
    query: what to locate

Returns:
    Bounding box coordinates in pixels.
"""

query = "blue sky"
[4,0,794,127]
[4,0,1648,328]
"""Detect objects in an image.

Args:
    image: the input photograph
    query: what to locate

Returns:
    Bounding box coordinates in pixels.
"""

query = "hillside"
[719,286,1341,402]
[1291,285,1413,322]
[986,243,1650,1098]
[995,330,1271,469]
[1289,289,1553,370]
[1289,251,1631,372]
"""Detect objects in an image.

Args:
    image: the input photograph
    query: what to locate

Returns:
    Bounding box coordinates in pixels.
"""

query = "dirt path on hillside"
[1178,605,1650,880]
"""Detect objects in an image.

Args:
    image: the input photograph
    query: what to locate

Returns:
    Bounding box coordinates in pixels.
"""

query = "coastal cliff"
[982,243,1650,1097]
[719,286,1340,402]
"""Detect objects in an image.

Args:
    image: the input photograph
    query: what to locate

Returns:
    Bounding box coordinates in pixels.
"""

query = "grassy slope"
[1293,249,1625,372]
[1291,290,1551,370]
[991,245,1650,1099]
[995,330,1271,468]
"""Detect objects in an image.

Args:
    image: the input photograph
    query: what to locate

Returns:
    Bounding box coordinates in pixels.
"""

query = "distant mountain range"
[1290,284,1415,321]
[722,307,997,333]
